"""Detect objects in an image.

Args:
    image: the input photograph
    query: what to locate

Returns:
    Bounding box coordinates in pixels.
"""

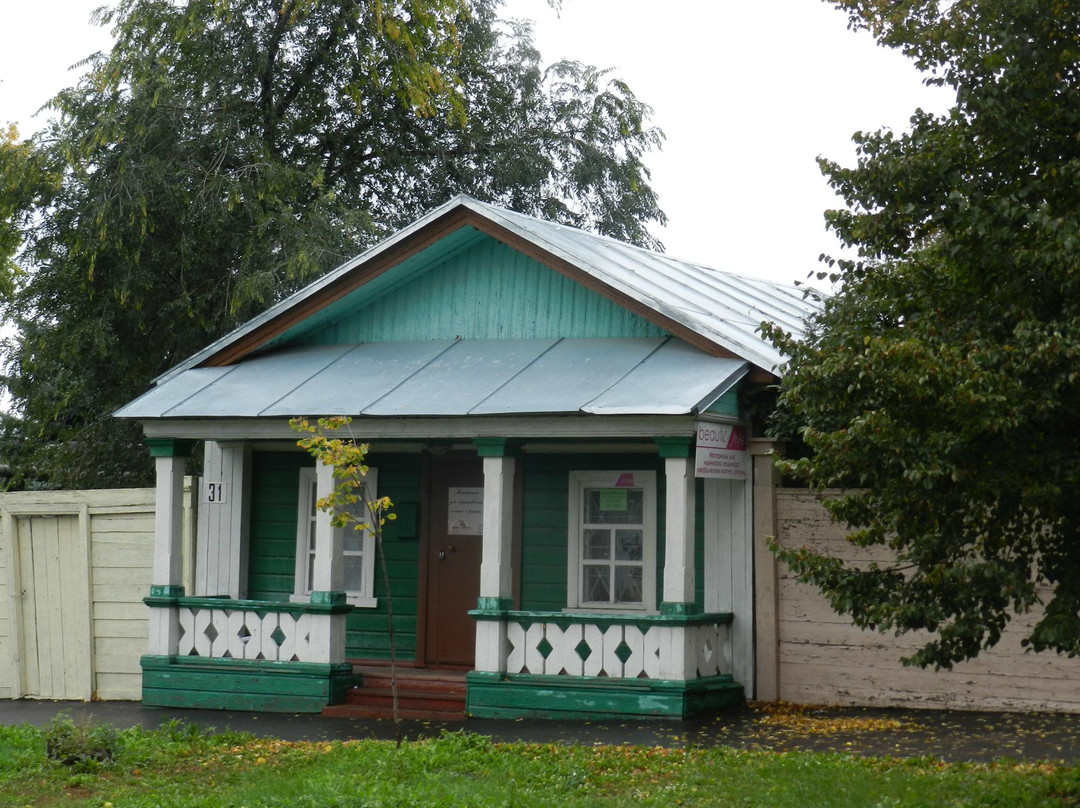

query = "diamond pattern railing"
[175,601,315,662]
[503,616,732,680]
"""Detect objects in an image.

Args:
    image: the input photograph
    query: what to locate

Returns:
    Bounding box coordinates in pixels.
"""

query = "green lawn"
[1,719,1077,807]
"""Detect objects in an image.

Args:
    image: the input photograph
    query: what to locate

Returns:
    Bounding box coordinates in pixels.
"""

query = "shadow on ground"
[1,699,1076,764]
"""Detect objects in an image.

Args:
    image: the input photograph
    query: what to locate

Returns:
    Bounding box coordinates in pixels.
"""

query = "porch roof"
[116,336,747,420]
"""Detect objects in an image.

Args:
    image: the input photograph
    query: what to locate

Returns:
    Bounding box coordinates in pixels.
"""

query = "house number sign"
[204,481,228,504]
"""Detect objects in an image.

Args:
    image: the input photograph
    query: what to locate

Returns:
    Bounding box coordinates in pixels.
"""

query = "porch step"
[323,666,467,721]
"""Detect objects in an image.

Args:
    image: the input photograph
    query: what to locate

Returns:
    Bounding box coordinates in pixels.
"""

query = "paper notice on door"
[448,486,484,535]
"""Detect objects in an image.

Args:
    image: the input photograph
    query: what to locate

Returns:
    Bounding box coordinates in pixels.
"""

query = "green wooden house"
[117,196,818,720]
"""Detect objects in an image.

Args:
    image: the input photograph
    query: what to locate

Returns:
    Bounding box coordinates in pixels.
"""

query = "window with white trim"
[567,470,656,612]
[292,467,378,607]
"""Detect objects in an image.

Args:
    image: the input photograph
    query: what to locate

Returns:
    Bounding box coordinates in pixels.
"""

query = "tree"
[291,416,404,746]
[0,0,664,489]
[765,0,1080,668]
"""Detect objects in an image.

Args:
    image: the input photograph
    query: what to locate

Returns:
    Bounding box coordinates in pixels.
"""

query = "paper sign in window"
[598,488,628,512]
[448,486,484,535]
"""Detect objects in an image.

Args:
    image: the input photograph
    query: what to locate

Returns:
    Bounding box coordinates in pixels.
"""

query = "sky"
[0,0,954,287]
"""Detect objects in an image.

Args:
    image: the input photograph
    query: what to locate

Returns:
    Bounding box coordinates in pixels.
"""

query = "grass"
[0,719,1077,807]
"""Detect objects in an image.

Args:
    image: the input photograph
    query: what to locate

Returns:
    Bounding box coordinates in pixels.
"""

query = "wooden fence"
[769,489,1080,713]
[0,485,195,701]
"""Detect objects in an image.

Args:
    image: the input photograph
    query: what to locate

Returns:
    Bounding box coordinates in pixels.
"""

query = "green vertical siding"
[297,238,668,344]
[704,387,741,418]
[518,453,706,612]
[246,450,422,661]
[344,453,421,660]
[248,452,308,601]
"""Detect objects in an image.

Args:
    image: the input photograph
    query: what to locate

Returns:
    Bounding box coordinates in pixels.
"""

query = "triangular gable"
[283,236,668,346]
[156,196,818,384]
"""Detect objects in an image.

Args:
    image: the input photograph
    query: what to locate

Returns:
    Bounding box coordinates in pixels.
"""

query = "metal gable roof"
[115,337,748,420]
[153,195,820,386]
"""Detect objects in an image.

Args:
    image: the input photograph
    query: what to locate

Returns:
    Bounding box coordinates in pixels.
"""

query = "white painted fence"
[0,485,195,701]
[771,489,1080,713]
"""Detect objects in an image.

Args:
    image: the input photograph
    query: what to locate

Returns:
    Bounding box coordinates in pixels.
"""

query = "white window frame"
[291,467,378,608]
[566,470,657,613]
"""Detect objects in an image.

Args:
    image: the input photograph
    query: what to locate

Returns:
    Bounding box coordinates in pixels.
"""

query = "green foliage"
[292,416,396,533]
[0,0,664,489]
[0,723,1077,807]
[42,713,121,770]
[767,0,1080,666]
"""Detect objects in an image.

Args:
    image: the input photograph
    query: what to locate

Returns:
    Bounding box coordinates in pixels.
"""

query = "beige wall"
[0,485,195,701]
[770,489,1080,713]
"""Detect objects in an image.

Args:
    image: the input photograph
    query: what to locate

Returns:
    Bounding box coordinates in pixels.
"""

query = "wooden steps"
[322,665,468,721]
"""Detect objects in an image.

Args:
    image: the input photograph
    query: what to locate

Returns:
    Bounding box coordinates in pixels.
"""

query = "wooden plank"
[92,618,149,639]
[89,515,155,534]
[94,636,150,657]
[58,513,92,699]
[93,672,142,700]
[39,517,64,696]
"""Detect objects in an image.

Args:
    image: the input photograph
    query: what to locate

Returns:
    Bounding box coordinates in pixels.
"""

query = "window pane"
[614,529,643,561]
[343,556,364,593]
[583,565,610,603]
[614,566,643,604]
[585,488,643,525]
[343,528,364,553]
[583,529,611,560]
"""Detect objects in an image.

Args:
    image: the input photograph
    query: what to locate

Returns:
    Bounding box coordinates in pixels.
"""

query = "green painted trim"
[143,595,353,616]
[703,388,741,419]
[149,584,185,598]
[141,655,357,713]
[145,438,197,458]
[468,608,732,629]
[473,437,519,458]
[475,597,514,611]
[466,671,743,720]
[660,601,703,616]
[654,437,694,458]
[309,590,348,607]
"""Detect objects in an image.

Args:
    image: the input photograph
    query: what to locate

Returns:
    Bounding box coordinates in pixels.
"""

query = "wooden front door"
[424,455,483,667]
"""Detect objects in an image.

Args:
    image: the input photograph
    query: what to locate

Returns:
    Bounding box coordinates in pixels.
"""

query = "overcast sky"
[1,1,954,286]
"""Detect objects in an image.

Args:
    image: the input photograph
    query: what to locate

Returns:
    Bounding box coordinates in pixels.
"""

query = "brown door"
[424,454,483,667]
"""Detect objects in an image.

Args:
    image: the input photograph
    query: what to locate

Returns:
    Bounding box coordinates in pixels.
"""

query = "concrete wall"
[0,484,195,701]
[770,489,1080,713]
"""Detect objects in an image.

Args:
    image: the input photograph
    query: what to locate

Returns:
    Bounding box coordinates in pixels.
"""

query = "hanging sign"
[447,487,484,535]
[694,423,749,480]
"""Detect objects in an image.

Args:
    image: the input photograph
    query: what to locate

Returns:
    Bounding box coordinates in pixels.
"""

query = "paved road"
[1,699,1077,764]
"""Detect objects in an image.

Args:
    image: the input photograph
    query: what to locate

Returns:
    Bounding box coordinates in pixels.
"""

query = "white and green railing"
[471,607,734,681]
[142,589,356,712]
[174,598,321,663]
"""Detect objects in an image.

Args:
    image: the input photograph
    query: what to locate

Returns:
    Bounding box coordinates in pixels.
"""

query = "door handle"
[438,545,456,561]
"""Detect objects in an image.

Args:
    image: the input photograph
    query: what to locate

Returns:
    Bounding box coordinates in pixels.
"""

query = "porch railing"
[145,595,351,664]
[473,609,734,681]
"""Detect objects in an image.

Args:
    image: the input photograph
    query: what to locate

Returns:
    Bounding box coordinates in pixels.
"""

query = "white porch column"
[656,438,697,681]
[308,458,347,664]
[147,439,193,656]
[195,441,252,598]
[474,439,517,674]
